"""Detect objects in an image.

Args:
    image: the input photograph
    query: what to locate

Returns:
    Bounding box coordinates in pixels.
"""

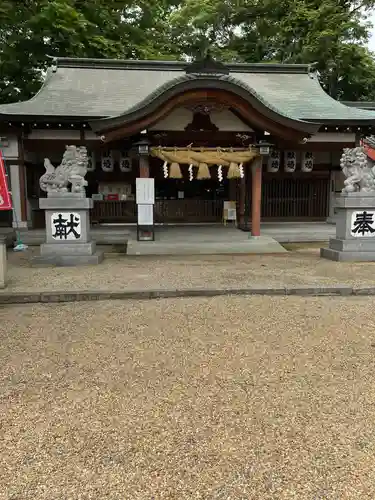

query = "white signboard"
[350,210,375,237]
[223,201,237,222]
[136,178,155,205]
[51,212,81,241]
[227,208,237,221]
[137,204,154,226]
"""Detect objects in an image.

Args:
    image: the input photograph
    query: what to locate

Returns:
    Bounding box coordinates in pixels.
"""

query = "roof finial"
[51,58,58,73]
[46,55,58,72]
[186,44,229,75]
[308,62,318,78]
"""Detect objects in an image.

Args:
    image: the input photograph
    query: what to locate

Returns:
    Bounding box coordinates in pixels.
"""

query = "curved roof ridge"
[90,73,320,136]
[93,74,315,127]
[52,56,311,74]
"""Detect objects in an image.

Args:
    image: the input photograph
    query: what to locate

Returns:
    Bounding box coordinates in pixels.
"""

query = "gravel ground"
[3,246,375,292]
[1,296,375,499]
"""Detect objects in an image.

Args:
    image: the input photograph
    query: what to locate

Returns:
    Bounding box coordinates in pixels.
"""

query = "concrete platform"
[127,233,286,255]
[260,222,335,243]
[12,222,335,247]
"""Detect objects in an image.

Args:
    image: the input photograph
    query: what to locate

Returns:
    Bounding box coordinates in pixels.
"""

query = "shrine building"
[1,54,375,236]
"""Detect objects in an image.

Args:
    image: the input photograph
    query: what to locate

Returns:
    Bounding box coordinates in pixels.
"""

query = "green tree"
[169,0,375,101]
[0,0,178,104]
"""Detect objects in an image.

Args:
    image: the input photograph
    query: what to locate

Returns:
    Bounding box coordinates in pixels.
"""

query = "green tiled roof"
[0,57,375,124]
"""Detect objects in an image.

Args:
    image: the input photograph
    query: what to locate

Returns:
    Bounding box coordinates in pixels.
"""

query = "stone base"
[321,193,375,262]
[32,250,104,267]
[40,241,96,256]
[320,247,375,262]
[35,195,103,266]
[326,216,336,225]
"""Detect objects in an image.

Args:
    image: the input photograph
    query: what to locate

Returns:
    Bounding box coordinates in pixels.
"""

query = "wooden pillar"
[251,156,262,237]
[139,156,150,178]
[6,136,28,229]
[9,163,28,228]
[238,178,246,227]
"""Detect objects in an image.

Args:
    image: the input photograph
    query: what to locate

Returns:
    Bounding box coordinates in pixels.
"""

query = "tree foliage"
[1,0,375,104]
[170,0,375,100]
[0,0,178,103]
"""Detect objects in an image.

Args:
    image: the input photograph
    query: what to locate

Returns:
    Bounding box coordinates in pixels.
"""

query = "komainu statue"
[40,145,89,195]
[340,137,375,194]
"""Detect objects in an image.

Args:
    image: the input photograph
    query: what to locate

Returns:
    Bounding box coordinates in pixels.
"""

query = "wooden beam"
[275,140,355,151]
[150,130,256,148]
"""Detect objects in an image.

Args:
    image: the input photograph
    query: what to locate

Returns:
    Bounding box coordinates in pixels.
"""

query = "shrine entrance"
[87,61,324,238]
[149,145,259,227]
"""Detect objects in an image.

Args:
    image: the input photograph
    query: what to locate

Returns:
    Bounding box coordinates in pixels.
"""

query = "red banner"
[361,140,375,162]
[0,150,12,210]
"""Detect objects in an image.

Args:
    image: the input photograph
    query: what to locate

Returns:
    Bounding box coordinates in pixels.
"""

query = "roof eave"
[308,118,375,125]
[0,114,104,123]
[340,101,375,110]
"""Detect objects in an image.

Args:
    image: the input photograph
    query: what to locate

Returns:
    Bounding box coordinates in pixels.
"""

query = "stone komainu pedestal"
[321,194,375,261]
[34,193,103,266]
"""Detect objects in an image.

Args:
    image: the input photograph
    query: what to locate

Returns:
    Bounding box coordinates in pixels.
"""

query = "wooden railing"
[90,199,223,224]
[154,200,222,223]
[261,177,329,219]
[91,201,137,223]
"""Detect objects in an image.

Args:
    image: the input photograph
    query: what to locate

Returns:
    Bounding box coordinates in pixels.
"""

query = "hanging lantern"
[169,162,183,179]
[87,151,96,172]
[119,152,132,172]
[267,149,280,172]
[284,151,297,172]
[301,151,314,172]
[101,150,114,172]
[188,164,194,181]
[134,137,150,156]
[227,162,241,179]
[197,162,210,179]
